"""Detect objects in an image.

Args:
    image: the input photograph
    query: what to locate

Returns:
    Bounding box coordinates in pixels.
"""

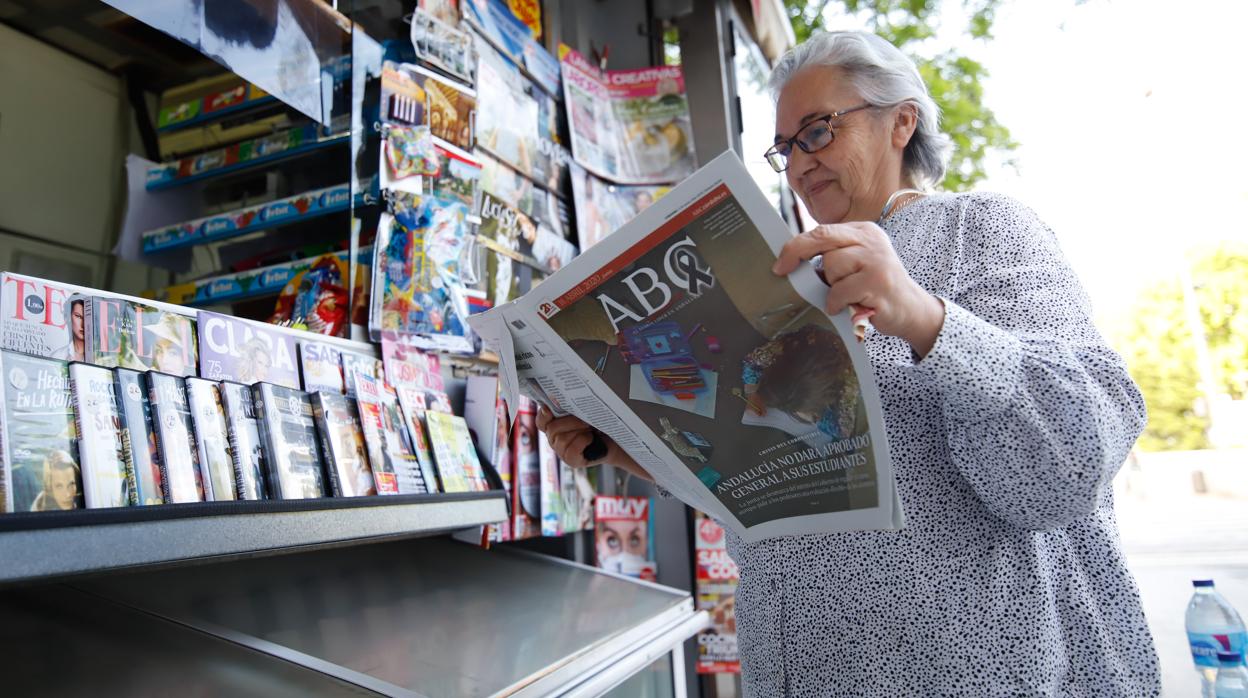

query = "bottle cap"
[1193,579,1215,587]
[1217,651,1243,663]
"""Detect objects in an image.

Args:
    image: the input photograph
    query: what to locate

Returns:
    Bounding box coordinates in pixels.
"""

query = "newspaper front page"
[470,152,903,542]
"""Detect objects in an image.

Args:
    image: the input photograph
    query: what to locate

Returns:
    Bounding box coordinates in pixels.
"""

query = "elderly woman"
[538,30,1159,696]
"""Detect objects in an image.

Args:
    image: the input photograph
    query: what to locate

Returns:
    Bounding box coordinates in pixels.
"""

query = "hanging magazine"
[559,47,695,185]
[469,152,903,543]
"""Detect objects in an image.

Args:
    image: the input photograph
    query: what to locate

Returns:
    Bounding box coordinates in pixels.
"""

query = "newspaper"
[469,152,903,542]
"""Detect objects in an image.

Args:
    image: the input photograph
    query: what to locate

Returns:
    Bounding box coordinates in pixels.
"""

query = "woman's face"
[71,302,84,341]
[775,66,899,224]
[154,344,186,375]
[49,466,78,509]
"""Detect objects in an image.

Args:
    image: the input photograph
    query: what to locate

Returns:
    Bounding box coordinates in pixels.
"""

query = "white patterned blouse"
[727,192,1160,697]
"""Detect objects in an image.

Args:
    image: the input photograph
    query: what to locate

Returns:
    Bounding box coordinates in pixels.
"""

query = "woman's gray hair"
[768,31,951,188]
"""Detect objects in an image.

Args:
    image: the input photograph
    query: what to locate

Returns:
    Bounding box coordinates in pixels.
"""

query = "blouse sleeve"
[908,194,1146,531]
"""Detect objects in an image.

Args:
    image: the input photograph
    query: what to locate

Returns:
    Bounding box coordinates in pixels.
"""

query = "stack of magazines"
[0,275,493,515]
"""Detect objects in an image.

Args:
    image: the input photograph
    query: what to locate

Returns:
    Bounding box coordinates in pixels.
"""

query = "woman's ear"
[892,103,919,150]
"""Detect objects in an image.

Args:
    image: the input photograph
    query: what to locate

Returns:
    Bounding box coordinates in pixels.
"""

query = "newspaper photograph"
[469,151,902,542]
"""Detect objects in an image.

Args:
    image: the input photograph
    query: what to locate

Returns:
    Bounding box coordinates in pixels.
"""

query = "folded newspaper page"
[469,151,903,542]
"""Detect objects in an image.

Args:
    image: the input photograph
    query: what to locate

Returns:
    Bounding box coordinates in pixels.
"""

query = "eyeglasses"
[764,103,876,173]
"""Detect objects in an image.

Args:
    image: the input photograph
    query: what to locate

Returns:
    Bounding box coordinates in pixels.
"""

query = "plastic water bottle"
[1215,652,1248,697]
[1187,579,1248,697]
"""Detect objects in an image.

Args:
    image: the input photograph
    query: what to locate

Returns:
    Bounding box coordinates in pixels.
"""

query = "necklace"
[877,188,926,224]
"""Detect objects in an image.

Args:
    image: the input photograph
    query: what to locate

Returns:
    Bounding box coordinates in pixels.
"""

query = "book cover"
[594,495,657,581]
[219,381,268,500]
[113,368,163,505]
[0,350,81,512]
[353,373,402,495]
[393,386,442,494]
[69,362,131,508]
[425,410,488,494]
[537,431,562,536]
[0,274,79,360]
[509,395,541,538]
[251,383,326,499]
[146,371,205,503]
[310,391,375,497]
[197,310,299,388]
[298,341,345,394]
[186,377,236,501]
[88,297,198,376]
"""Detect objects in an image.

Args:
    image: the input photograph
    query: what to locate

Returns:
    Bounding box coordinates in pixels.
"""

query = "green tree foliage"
[782,0,1016,191]
[1116,244,1248,451]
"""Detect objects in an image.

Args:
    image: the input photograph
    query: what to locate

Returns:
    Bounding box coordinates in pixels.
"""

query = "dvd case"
[69,362,131,508]
[219,381,268,500]
[310,391,375,497]
[146,371,205,503]
[186,377,236,501]
[299,341,345,394]
[0,350,81,512]
[113,368,163,505]
[0,274,79,360]
[197,311,300,388]
[86,297,198,376]
[425,410,488,494]
[251,383,326,499]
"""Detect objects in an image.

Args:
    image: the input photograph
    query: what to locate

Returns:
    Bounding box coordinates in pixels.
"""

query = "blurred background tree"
[783,0,1016,191]
[1115,243,1248,451]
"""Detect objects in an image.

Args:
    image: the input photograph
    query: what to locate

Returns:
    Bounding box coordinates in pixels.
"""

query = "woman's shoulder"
[916,190,1041,223]
[907,190,1053,249]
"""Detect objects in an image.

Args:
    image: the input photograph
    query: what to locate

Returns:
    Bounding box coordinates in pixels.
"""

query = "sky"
[948,0,1248,326]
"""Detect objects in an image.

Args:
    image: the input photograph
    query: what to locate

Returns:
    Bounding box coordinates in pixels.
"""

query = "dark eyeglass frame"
[764,103,876,173]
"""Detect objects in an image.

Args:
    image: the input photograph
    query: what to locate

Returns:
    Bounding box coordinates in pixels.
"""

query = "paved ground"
[1115,481,1248,697]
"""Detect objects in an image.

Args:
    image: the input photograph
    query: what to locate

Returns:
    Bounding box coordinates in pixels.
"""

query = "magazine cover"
[593,495,657,581]
[536,431,562,536]
[85,297,198,376]
[369,194,475,352]
[251,383,326,499]
[425,410,488,493]
[380,383,432,494]
[410,6,476,85]
[339,349,379,399]
[380,333,444,393]
[267,252,351,337]
[310,391,375,497]
[381,61,476,152]
[560,460,593,533]
[0,274,81,360]
[146,371,204,504]
[299,341,345,394]
[476,34,569,193]
[559,47,695,185]
[197,311,299,388]
[393,385,445,494]
[186,377,235,501]
[469,151,901,542]
[693,512,741,674]
[0,351,81,512]
[69,362,131,508]
[219,381,268,500]
[511,394,541,536]
[461,0,560,96]
[113,368,164,505]
[570,163,668,251]
[428,144,482,208]
[353,372,400,495]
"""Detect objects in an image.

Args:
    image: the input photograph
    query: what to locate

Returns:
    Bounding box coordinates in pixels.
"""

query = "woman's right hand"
[535,406,650,480]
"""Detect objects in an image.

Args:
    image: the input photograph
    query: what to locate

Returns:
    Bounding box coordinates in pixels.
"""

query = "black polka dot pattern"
[724,193,1161,696]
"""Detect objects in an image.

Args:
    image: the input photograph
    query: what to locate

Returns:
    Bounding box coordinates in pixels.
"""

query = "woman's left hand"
[772,221,946,357]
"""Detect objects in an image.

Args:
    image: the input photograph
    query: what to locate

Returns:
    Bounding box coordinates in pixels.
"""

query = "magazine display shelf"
[0,492,506,586]
[158,93,280,133]
[146,132,349,191]
[146,249,351,306]
[1,536,707,696]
